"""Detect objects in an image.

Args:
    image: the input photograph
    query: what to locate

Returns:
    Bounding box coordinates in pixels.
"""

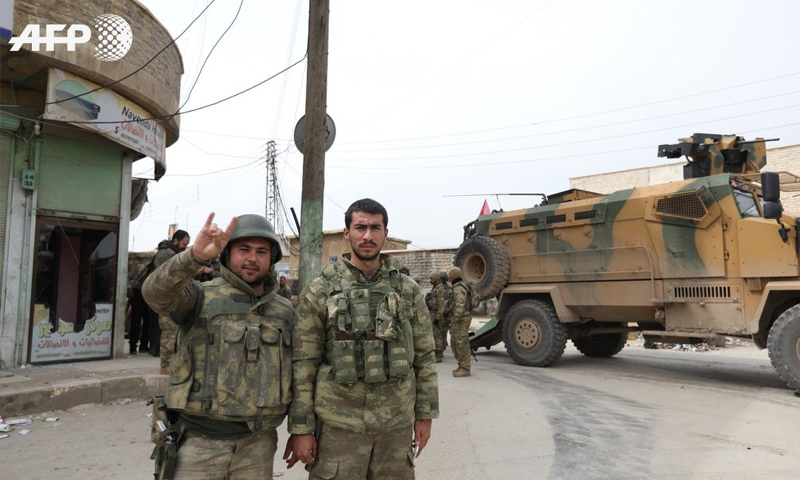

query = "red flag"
[479,199,491,217]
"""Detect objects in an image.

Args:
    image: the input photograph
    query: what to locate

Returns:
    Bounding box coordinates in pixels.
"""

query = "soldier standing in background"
[152,230,190,374]
[284,198,439,479]
[277,276,292,300]
[448,266,473,377]
[143,213,294,479]
[427,271,450,363]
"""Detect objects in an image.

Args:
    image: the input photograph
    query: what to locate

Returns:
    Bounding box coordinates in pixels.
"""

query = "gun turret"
[657,133,778,179]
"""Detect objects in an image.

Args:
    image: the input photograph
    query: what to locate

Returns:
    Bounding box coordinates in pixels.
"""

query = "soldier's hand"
[413,419,432,457]
[284,433,316,468]
[191,212,237,263]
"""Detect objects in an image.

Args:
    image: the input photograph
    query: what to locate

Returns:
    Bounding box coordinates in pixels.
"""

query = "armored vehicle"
[455,133,800,390]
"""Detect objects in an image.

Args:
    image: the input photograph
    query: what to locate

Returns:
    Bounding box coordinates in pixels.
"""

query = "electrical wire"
[0,0,219,109]
[325,104,800,165]
[333,89,800,153]
[176,0,244,115]
[9,53,308,127]
[339,70,800,145]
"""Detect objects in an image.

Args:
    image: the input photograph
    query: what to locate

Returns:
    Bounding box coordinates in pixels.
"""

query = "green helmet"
[222,214,283,266]
[448,266,462,281]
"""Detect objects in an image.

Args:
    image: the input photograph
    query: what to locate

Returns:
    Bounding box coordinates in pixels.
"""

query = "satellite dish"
[294,114,336,154]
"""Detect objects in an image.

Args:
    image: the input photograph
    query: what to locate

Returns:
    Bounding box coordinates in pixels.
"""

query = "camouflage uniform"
[289,253,439,479]
[449,276,473,375]
[143,249,294,480]
[428,273,451,362]
[153,242,181,375]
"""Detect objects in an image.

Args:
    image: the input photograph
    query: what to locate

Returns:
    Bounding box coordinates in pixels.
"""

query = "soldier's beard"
[352,244,380,262]
[246,274,269,288]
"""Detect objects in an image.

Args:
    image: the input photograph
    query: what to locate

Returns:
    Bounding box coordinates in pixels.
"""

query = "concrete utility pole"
[299,0,330,290]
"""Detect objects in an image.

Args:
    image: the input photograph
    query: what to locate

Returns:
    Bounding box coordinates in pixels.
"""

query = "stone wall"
[384,248,456,284]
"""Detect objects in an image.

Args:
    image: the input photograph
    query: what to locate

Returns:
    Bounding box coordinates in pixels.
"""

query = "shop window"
[31,219,117,363]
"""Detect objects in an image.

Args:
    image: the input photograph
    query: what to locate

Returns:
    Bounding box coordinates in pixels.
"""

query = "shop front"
[29,219,118,364]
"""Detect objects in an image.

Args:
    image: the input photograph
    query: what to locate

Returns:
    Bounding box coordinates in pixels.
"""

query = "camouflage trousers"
[173,428,278,480]
[449,315,471,371]
[159,316,179,375]
[432,317,449,360]
[307,423,415,480]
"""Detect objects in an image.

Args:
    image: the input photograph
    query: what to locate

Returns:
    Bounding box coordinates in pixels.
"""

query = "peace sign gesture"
[191,212,237,262]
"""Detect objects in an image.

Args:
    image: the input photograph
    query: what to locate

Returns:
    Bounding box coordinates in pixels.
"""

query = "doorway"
[29,218,118,364]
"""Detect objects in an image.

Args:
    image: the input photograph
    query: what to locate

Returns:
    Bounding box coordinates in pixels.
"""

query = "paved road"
[2,341,799,480]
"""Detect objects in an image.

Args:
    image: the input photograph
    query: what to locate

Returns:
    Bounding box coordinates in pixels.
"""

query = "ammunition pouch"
[148,396,184,480]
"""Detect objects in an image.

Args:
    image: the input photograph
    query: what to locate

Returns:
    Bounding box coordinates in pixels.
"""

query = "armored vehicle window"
[654,192,707,221]
[733,189,761,218]
[574,210,597,220]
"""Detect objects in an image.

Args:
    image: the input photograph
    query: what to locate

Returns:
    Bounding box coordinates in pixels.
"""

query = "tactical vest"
[166,279,293,425]
[453,280,478,316]
[322,263,415,385]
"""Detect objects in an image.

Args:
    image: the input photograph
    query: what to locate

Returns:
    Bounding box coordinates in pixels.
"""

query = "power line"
[176,0,244,114]
[338,70,800,146]
[333,89,800,153]
[325,104,800,165]
[0,0,219,109]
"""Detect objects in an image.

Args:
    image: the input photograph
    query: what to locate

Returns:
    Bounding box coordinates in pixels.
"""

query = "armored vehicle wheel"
[502,299,567,367]
[767,305,800,390]
[454,235,510,300]
[572,330,627,358]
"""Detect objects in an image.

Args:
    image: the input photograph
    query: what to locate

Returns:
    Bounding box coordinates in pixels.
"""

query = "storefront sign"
[42,68,166,168]
[30,303,113,362]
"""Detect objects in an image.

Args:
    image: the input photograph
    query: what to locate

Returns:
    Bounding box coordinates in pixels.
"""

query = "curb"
[1,374,168,417]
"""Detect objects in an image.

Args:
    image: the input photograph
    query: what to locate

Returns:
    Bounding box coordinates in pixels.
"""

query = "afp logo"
[9,14,133,62]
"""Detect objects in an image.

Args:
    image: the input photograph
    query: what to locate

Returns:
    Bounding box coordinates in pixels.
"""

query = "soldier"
[143,213,294,479]
[428,271,450,363]
[448,266,473,377]
[284,198,439,479]
[277,276,292,300]
[152,229,190,374]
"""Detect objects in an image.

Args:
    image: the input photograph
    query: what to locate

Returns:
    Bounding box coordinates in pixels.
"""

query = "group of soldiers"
[426,267,474,377]
[142,199,441,480]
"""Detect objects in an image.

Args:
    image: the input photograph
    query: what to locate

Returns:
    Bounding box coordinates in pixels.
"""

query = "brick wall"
[384,248,456,284]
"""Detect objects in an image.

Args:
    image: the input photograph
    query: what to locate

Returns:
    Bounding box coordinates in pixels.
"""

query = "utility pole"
[299,0,330,290]
[265,140,278,227]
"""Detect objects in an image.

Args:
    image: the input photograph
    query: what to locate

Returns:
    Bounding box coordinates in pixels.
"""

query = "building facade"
[285,229,412,281]
[0,0,182,367]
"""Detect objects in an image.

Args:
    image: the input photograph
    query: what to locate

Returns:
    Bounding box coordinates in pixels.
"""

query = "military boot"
[452,368,471,377]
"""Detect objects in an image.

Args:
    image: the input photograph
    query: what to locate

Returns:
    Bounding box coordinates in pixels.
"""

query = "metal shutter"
[37,136,123,218]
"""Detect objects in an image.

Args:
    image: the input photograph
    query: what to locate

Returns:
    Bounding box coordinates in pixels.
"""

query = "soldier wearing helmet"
[143,212,294,480]
[448,266,475,377]
[428,271,451,363]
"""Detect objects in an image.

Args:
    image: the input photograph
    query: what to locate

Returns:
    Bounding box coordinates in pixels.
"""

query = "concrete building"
[285,229,411,280]
[0,0,182,367]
